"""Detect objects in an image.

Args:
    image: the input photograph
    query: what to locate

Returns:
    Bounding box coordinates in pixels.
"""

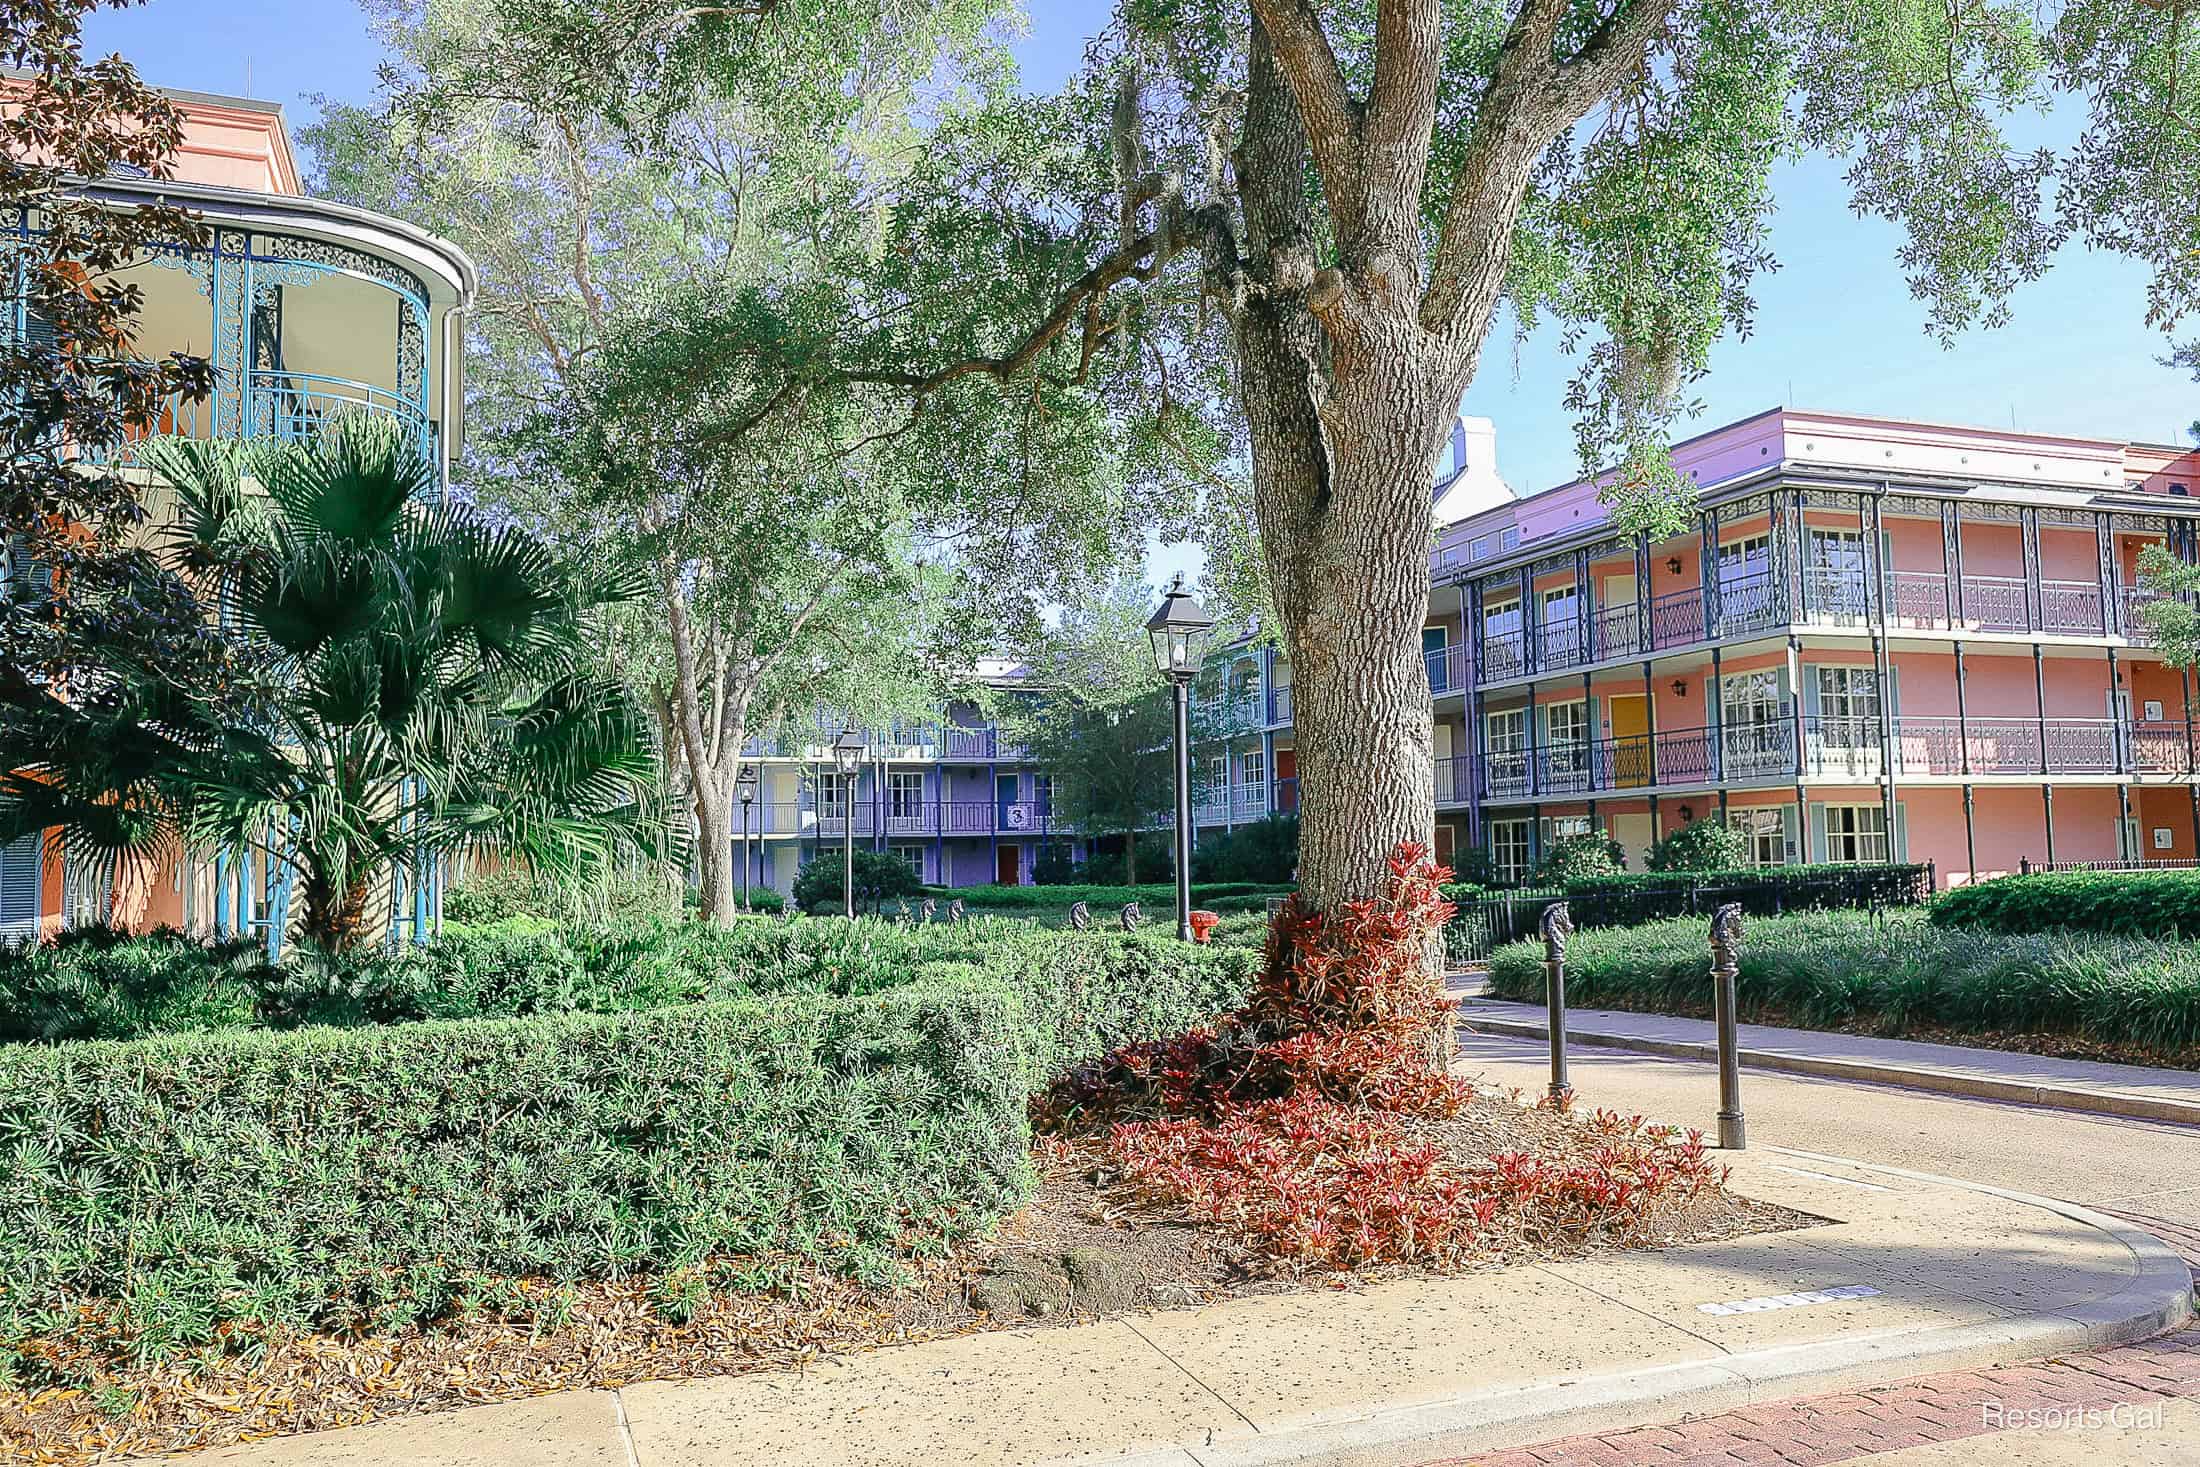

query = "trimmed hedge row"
[922,881,1293,914]
[1930,869,2200,939]
[0,923,1256,1356]
[1485,909,2200,1056]
[1443,864,1930,925]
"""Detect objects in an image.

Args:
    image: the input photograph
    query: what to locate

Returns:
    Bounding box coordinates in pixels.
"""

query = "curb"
[1065,1150,2196,1467]
[1456,1003,2200,1128]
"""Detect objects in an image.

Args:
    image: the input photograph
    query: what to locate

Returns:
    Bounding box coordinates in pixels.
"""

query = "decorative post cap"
[1539,901,1573,962]
[1710,902,1744,957]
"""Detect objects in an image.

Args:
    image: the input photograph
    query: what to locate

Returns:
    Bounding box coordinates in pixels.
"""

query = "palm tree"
[1,417,667,953]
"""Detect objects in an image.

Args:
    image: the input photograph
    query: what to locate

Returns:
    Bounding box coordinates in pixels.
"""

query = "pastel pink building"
[1413,408,2200,885]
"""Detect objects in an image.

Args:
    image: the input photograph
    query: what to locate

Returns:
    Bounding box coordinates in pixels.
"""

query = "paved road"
[1441,1028,2200,1466]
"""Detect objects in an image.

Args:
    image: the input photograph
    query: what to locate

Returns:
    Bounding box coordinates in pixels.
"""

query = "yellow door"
[1609,694,1650,787]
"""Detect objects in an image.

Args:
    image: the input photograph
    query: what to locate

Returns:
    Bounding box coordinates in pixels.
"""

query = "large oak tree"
[379,0,2200,912]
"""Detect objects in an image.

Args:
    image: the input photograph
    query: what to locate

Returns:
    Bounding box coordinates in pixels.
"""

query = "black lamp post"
[736,762,758,911]
[832,727,866,919]
[1146,575,1215,941]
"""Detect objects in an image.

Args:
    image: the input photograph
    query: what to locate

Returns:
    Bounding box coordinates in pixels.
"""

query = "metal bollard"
[1539,902,1574,1103]
[1709,901,1747,1150]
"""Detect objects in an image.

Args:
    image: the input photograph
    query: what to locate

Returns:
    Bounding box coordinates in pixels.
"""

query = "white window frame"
[1241,747,1266,788]
[1721,669,1787,776]
[1823,804,1888,864]
[890,843,928,876]
[1733,806,1787,867]
[1489,819,1532,884]
[887,770,925,820]
[816,771,851,820]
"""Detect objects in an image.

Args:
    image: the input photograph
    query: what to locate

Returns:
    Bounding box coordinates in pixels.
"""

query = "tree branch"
[1245,0,1366,232]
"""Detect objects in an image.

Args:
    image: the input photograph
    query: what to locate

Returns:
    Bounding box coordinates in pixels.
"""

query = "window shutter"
[1778,664,1795,717]
[1892,801,1909,862]
[0,830,40,928]
[1780,803,1800,865]
[1801,669,1821,721]
[1885,664,1901,716]
[1808,802,1829,863]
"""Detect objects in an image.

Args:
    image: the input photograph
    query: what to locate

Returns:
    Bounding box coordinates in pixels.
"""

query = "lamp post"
[1146,575,1215,941]
[832,727,866,919]
[736,763,758,911]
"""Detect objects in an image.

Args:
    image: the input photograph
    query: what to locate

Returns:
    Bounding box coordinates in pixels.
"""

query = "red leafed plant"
[1041,844,1727,1272]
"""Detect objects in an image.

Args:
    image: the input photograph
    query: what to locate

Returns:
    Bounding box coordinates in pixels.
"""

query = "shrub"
[1031,843,1079,885]
[1189,814,1299,884]
[1485,909,2200,1058]
[792,849,926,914]
[923,881,1292,915]
[1074,834,1175,885]
[0,928,269,1043]
[1644,819,1752,872]
[1534,832,1625,883]
[0,922,1256,1359]
[1930,869,2200,939]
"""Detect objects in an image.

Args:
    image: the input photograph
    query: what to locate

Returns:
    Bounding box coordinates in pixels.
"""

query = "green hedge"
[1443,864,1931,926]
[1930,869,2200,939]
[922,881,1293,914]
[1485,909,2200,1055]
[0,921,1255,1356]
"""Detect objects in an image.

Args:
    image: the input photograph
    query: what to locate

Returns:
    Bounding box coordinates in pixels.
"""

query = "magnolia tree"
[381,0,2200,914]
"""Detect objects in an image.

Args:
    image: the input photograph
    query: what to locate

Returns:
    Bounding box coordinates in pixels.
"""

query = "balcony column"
[1527,689,1541,799]
[1648,791,1661,847]
[1700,508,1721,640]
[2021,507,2043,632]
[1575,549,1591,662]
[2042,783,2057,866]
[1519,564,1536,676]
[1710,646,1725,782]
[1468,579,1485,683]
[1788,490,1811,623]
[2109,645,2126,775]
[1262,727,1276,813]
[1635,532,1652,654]
[1640,661,1659,787]
[2097,512,2120,637]
[2034,643,2050,776]
[2183,665,2197,777]
[2119,784,2135,863]
[1788,635,1807,862]
[1962,785,1978,884]
[1954,642,1972,776]
[1874,630,1896,838]
[1939,501,1960,627]
[1581,670,1593,789]
[1862,490,1882,626]
[1950,505,1969,627]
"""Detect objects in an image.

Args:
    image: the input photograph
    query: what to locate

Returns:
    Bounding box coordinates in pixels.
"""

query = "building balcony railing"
[1231,783,1270,819]
[748,798,1062,838]
[1475,713,2200,803]
[740,721,1024,762]
[83,369,436,468]
[1476,569,2171,688]
[1435,753,1474,806]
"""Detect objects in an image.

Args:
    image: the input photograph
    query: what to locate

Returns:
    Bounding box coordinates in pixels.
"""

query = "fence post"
[1539,902,1574,1104]
[2021,857,2031,875]
[1709,902,1747,1150]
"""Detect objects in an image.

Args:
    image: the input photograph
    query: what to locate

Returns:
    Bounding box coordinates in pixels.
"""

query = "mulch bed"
[0,1091,1817,1466]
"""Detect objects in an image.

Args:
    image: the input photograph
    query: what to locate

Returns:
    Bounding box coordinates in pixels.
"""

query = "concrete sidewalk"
[1449,984,2200,1126]
[140,1148,2192,1467]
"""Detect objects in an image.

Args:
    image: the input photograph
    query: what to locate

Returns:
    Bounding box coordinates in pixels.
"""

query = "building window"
[1241,748,1266,789]
[1815,665,1879,749]
[1500,528,1521,553]
[1034,773,1052,816]
[1471,535,1492,560]
[1544,699,1588,782]
[1721,669,1786,774]
[1732,806,1787,866]
[890,843,927,877]
[1823,804,1887,864]
[816,772,850,820]
[1547,815,1592,839]
[1489,819,1531,884]
[887,771,925,819]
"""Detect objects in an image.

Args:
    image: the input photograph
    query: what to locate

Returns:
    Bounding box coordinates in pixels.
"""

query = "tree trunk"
[1232,20,1450,915]
[1124,828,1138,886]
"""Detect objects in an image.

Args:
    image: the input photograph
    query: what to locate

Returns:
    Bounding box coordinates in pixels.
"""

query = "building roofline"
[79,174,479,301]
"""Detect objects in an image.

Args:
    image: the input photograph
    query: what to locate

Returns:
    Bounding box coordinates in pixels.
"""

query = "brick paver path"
[1439,1203,2200,1466]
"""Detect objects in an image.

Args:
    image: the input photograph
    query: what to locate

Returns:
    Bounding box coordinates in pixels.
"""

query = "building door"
[996,773,1019,830]
[996,844,1020,884]
[1608,693,1649,787]
[1275,748,1298,811]
[1422,625,1450,692]
[1604,573,1638,656]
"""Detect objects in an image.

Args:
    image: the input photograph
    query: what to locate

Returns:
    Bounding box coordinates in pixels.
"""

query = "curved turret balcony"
[28,175,473,482]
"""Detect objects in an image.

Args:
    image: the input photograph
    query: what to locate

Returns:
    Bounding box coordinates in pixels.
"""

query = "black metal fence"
[1444,863,1935,967]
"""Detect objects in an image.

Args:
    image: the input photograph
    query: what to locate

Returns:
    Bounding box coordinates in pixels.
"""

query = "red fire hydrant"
[1188,910,1221,944]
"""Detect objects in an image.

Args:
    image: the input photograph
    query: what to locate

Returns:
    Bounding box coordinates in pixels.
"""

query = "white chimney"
[1432,414,1512,526]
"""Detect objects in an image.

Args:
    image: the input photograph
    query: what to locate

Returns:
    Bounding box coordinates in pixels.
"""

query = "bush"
[923,881,1292,915]
[1031,843,1079,885]
[0,928,269,1043]
[0,922,1256,1359]
[1644,819,1753,872]
[792,849,926,914]
[1485,909,2200,1058]
[445,868,689,927]
[1074,833,1175,885]
[1189,814,1299,884]
[1533,832,1625,883]
[1931,869,2200,939]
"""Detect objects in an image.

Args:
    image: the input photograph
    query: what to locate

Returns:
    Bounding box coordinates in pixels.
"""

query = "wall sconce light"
[1677,803,1695,822]
[1665,556,1684,575]
[1671,678,1688,697]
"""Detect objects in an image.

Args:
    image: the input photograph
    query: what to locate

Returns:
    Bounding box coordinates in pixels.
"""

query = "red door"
[1275,748,1298,811]
[996,844,1020,884]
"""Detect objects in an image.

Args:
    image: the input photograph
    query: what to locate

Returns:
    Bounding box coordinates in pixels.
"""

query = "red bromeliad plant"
[1041,844,1726,1273]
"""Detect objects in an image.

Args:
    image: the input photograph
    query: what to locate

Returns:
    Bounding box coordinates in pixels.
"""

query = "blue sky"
[84,0,2197,507]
